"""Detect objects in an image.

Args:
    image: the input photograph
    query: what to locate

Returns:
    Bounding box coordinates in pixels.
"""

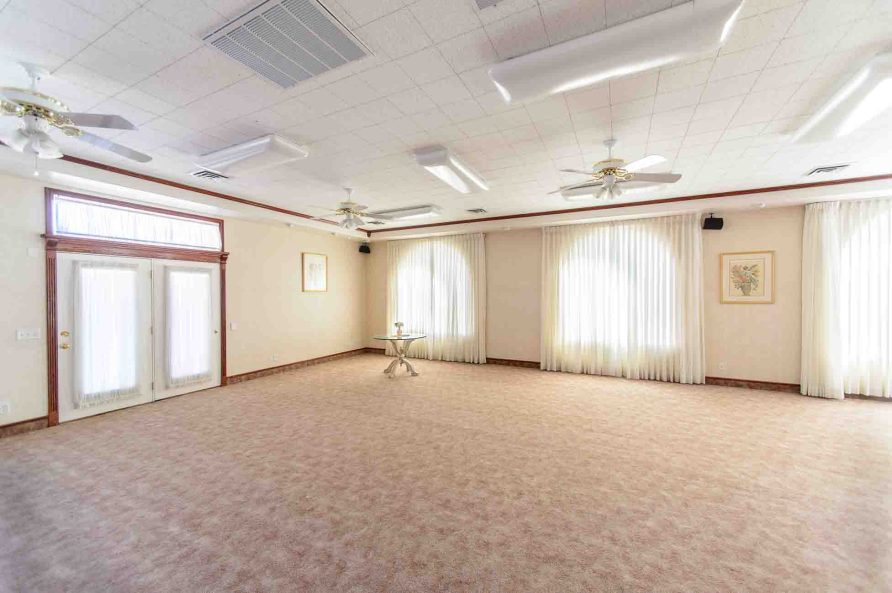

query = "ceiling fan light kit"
[414,145,489,194]
[1,62,150,163]
[793,49,892,143]
[488,0,744,104]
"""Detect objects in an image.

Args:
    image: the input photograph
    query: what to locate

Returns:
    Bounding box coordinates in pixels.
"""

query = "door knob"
[60,330,70,337]
[59,343,71,350]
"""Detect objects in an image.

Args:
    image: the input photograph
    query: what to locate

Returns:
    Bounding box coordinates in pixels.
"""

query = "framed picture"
[720,251,774,304]
[302,252,327,292]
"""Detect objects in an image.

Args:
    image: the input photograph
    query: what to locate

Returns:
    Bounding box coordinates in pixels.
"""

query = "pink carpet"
[1,354,890,592]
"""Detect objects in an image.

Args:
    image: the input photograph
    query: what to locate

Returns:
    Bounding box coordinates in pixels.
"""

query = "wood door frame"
[44,188,229,426]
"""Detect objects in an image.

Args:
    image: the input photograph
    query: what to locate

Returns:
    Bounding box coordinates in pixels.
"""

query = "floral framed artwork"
[302,252,327,292]
[720,251,774,304]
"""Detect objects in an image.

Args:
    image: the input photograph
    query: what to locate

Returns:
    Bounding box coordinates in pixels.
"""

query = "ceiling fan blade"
[624,155,666,172]
[559,168,593,175]
[630,172,681,183]
[549,181,599,195]
[596,187,607,199]
[76,131,152,162]
[66,113,136,130]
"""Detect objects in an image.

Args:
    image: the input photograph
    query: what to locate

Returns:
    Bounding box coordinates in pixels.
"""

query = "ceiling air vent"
[467,208,487,214]
[190,169,230,181]
[204,0,369,89]
[806,164,850,176]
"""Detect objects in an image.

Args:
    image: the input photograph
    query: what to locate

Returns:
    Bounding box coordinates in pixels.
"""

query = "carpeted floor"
[1,354,890,593]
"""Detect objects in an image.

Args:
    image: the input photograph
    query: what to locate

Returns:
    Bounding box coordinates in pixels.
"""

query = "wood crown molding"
[368,172,892,235]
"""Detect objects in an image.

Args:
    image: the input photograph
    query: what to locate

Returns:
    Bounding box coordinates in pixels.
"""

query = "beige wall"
[225,219,366,376]
[367,207,805,383]
[0,175,48,425]
[703,206,803,384]
[0,173,367,426]
[364,245,387,347]
[485,229,541,362]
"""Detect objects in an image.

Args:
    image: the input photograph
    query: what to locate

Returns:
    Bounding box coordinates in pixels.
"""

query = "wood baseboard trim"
[705,376,801,393]
[0,416,49,439]
[226,348,372,384]
[487,357,540,368]
[365,347,386,355]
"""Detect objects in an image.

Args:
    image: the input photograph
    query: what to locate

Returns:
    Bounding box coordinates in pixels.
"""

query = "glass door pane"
[57,254,153,422]
[153,260,221,399]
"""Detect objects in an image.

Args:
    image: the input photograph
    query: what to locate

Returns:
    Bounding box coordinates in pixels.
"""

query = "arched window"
[387,234,485,363]
[542,215,704,383]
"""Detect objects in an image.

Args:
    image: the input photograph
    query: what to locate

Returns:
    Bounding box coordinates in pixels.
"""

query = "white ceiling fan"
[311,188,389,230]
[0,63,151,163]
[551,138,681,200]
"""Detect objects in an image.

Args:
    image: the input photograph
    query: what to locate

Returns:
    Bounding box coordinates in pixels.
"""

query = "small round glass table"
[373,334,426,378]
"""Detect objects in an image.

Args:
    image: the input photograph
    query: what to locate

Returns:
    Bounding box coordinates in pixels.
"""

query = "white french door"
[56,253,221,422]
[152,260,221,399]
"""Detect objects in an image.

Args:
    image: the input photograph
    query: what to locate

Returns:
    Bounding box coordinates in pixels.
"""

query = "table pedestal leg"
[384,339,420,378]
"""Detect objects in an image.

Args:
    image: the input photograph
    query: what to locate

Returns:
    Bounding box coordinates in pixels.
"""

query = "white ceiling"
[1,0,892,227]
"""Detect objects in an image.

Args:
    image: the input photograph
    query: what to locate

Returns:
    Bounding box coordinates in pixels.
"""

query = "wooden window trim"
[44,188,229,426]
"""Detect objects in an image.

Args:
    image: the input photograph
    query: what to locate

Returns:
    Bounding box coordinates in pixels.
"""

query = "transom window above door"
[48,191,223,251]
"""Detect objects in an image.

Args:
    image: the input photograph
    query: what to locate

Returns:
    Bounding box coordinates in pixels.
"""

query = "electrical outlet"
[717,361,728,371]
[16,328,40,341]
[0,402,10,415]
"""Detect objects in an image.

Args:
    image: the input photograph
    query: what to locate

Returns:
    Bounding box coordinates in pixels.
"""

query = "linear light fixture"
[793,50,892,143]
[488,0,743,104]
[369,204,442,220]
[414,146,488,193]
[195,135,308,177]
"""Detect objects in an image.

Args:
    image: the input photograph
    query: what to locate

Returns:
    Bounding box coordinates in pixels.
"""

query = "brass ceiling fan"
[551,138,681,199]
[0,63,151,163]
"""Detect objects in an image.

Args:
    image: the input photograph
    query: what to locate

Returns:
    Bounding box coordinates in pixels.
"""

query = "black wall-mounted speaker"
[702,215,724,230]
[359,243,371,254]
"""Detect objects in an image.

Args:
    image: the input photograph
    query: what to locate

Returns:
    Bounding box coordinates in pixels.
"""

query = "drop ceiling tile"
[611,96,654,121]
[437,28,499,73]
[485,6,549,60]
[114,88,178,116]
[720,5,800,55]
[605,0,672,27]
[523,96,570,122]
[335,0,406,26]
[52,62,128,97]
[565,85,610,113]
[298,87,353,116]
[114,7,202,57]
[286,116,348,142]
[359,63,416,96]
[768,27,846,67]
[571,106,611,128]
[8,0,114,43]
[657,60,712,94]
[692,96,744,121]
[395,48,455,85]
[151,47,251,101]
[327,76,382,106]
[72,45,156,86]
[610,72,659,103]
[143,0,221,37]
[410,0,481,43]
[388,88,437,115]
[441,97,486,122]
[540,0,606,45]
[699,72,758,102]
[410,107,453,130]
[70,0,140,22]
[359,9,432,59]
[786,0,870,37]
[458,117,500,137]
[709,43,778,80]
[420,75,472,106]
[651,106,695,127]
[653,86,704,112]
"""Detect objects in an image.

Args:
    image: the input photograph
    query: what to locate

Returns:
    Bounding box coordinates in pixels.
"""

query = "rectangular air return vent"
[806,164,850,176]
[467,208,487,214]
[204,0,368,89]
[190,169,230,181]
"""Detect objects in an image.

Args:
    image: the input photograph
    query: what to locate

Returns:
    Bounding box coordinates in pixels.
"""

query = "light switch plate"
[0,402,10,415]
[16,328,40,340]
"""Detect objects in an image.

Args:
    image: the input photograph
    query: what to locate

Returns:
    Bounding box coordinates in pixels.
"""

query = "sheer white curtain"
[166,268,213,388]
[801,199,892,399]
[54,195,221,250]
[73,262,140,408]
[387,233,486,363]
[542,214,704,383]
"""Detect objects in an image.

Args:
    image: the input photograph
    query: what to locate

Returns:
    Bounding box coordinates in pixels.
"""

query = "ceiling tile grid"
[1,0,892,224]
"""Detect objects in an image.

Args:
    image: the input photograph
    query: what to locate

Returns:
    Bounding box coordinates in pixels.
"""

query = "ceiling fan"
[551,138,681,199]
[0,63,151,163]
[311,188,388,230]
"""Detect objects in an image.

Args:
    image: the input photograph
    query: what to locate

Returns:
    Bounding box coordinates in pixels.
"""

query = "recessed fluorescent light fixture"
[793,50,892,143]
[414,146,489,194]
[195,134,308,177]
[370,204,442,220]
[488,0,743,104]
